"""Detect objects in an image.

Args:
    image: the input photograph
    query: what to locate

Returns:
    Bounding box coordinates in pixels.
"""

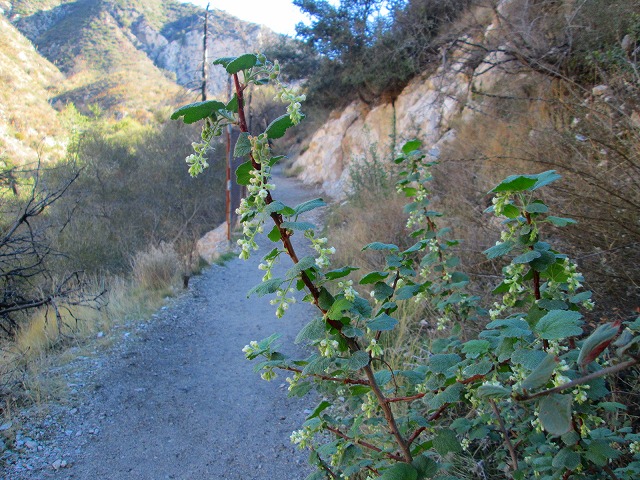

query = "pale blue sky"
[179,0,338,36]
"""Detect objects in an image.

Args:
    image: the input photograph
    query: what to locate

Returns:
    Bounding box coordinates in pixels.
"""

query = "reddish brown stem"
[489,399,519,472]
[325,426,405,462]
[514,358,639,401]
[282,366,370,386]
[232,73,412,463]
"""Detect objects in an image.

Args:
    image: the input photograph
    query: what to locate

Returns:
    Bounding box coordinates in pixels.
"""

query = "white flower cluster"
[285,372,303,392]
[305,231,335,268]
[275,82,306,125]
[290,426,314,449]
[361,392,378,418]
[318,338,339,357]
[242,340,259,357]
[258,254,278,281]
[491,192,513,217]
[338,280,356,302]
[365,338,383,357]
[270,287,296,318]
[186,125,218,177]
[235,134,275,260]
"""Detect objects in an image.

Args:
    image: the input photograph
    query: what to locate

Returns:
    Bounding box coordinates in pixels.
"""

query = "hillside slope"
[0,12,66,162]
[0,0,278,162]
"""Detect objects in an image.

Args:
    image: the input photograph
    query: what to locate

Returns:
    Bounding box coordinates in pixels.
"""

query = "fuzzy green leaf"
[294,198,327,215]
[360,271,389,284]
[225,53,258,74]
[265,114,297,139]
[306,401,331,420]
[428,354,462,374]
[267,225,281,242]
[526,201,549,213]
[286,256,317,280]
[476,384,512,399]
[461,340,491,359]
[490,175,538,193]
[379,463,418,480]
[347,350,370,371]
[327,298,353,320]
[513,250,542,264]
[535,310,583,340]
[539,394,573,435]
[171,100,226,124]
[552,448,581,470]
[247,277,284,297]
[367,313,398,331]
[362,242,399,251]
[235,161,253,186]
[433,429,462,456]
[520,354,558,391]
[546,216,577,227]
[531,170,562,190]
[296,317,326,344]
[281,221,316,231]
[325,266,359,280]
[234,132,252,157]
[402,139,422,154]
[484,241,515,259]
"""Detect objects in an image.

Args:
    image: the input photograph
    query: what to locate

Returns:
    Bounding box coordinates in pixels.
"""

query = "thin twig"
[489,399,518,472]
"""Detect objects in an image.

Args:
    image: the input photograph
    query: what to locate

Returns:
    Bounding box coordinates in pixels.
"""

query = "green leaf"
[502,203,521,219]
[412,455,438,478]
[535,310,583,340]
[511,349,548,370]
[171,100,226,124]
[294,198,327,215]
[476,384,512,399]
[490,175,538,193]
[577,322,620,369]
[552,448,581,470]
[546,216,577,227]
[538,394,573,435]
[526,201,549,213]
[267,225,281,242]
[362,242,399,251]
[520,354,558,391]
[587,440,622,466]
[225,53,258,74]
[367,313,398,331]
[286,256,317,280]
[265,114,297,139]
[484,241,515,259]
[461,340,490,359]
[379,463,418,480]
[325,266,359,280]
[281,221,316,231]
[428,354,462,374]
[374,370,392,385]
[360,271,389,284]
[487,318,532,338]
[513,250,542,264]
[531,170,562,190]
[235,161,253,186]
[296,317,326,344]
[530,250,557,272]
[433,429,462,456]
[402,139,422,154]
[327,298,353,321]
[247,277,284,297]
[234,132,252,157]
[347,350,370,371]
[306,401,331,420]
[395,284,422,300]
[373,282,394,300]
[226,94,238,113]
[212,56,236,68]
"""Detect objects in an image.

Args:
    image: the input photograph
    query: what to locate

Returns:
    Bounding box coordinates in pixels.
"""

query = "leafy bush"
[174,53,640,480]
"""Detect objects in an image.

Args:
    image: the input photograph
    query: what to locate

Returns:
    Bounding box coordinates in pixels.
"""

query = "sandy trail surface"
[5,170,323,480]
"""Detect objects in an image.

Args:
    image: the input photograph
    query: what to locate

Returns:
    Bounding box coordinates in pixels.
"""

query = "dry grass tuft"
[131,242,181,293]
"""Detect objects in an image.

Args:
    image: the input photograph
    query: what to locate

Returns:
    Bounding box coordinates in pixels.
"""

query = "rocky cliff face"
[290,24,503,198]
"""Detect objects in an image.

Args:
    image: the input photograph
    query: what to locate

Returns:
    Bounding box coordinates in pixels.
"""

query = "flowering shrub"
[173,54,640,480]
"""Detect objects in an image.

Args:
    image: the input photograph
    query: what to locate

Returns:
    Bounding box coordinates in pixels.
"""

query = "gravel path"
[3,170,323,479]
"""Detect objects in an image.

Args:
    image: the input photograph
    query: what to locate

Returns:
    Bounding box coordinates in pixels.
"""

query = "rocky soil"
[1,171,324,479]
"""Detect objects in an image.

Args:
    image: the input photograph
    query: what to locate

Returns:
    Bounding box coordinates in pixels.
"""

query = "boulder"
[196,223,231,264]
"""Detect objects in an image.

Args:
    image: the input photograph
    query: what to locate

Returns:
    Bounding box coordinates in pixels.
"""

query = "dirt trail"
[6,170,323,479]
